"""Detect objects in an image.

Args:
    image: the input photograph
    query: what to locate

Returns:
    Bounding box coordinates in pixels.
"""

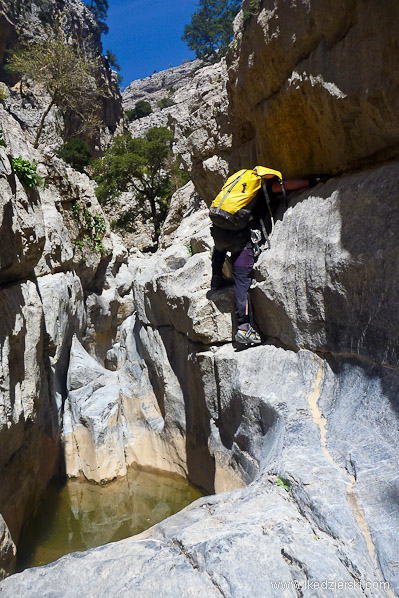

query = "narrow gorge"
[1,0,399,596]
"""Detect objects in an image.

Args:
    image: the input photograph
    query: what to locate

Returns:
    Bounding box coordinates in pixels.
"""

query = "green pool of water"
[17,469,203,571]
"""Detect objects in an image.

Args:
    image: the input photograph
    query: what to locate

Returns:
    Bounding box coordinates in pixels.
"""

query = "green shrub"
[11,156,43,189]
[111,211,136,232]
[71,203,107,258]
[0,129,4,147]
[57,138,92,172]
[125,100,152,122]
[92,127,181,244]
[157,97,175,110]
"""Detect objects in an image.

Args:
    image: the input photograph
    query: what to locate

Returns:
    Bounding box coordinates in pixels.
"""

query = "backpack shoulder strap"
[261,176,275,241]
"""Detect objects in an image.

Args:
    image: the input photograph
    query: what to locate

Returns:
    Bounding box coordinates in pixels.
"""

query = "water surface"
[17,468,203,571]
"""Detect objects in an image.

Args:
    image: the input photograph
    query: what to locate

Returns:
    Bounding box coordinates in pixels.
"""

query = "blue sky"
[104,0,198,87]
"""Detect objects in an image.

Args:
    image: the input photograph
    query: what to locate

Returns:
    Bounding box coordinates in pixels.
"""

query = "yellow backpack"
[209,166,285,231]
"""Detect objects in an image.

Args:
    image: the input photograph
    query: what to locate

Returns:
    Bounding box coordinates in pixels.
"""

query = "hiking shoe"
[235,325,261,346]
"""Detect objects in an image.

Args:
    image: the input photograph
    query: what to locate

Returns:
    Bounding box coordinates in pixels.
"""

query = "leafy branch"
[11,156,43,190]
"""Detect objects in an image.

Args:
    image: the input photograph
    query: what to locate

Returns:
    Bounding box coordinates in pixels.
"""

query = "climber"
[210,173,324,346]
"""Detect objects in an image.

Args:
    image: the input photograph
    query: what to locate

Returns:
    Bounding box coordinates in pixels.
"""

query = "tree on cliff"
[85,0,109,34]
[182,0,241,62]
[7,29,103,149]
[93,127,188,243]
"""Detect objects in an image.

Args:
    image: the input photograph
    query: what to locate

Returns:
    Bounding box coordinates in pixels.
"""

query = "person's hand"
[309,174,331,187]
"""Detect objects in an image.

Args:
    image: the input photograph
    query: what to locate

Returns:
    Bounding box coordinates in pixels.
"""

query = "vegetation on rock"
[93,127,188,243]
[158,97,175,109]
[7,28,104,148]
[71,201,107,256]
[85,0,109,34]
[125,100,153,122]
[11,156,43,190]
[106,50,121,72]
[106,49,122,83]
[57,138,92,172]
[182,0,240,62]
[242,0,261,26]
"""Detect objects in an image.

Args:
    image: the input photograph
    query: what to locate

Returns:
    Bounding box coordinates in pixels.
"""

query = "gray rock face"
[252,162,399,367]
[0,103,114,576]
[226,0,399,177]
[5,159,398,594]
[1,0,399,594]
[123,0,399,203]
[159,181,206,250]
[123,59,231,202]
[0,127,45,284]
[0,280,58,544]
[123,60,202,114]
[62,324,187,483]
[2,344,397,596]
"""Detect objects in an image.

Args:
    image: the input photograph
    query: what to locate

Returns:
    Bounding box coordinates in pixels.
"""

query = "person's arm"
[271,179,310,193]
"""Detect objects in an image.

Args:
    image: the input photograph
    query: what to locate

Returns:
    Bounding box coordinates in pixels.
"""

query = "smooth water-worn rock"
[252,161,399,366]
[2,343,397,596]
[7,160,395,595]
[62,322,188,483]
[0,280,58,544]
[226,0,399,176]
[2,0,399,593]
[130,249,233,344]
[0,92,114,577]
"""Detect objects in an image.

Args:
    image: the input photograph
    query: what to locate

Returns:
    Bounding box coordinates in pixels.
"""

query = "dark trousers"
[212,246,254,327]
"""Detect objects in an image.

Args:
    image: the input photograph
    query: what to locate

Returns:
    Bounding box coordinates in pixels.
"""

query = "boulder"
[131,250,233,344]
[159,181,206,249]
[62,322,187,483]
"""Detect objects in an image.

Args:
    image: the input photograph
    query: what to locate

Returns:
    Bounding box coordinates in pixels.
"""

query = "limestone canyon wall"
[0,104,117,573]
[1,0,399,595]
